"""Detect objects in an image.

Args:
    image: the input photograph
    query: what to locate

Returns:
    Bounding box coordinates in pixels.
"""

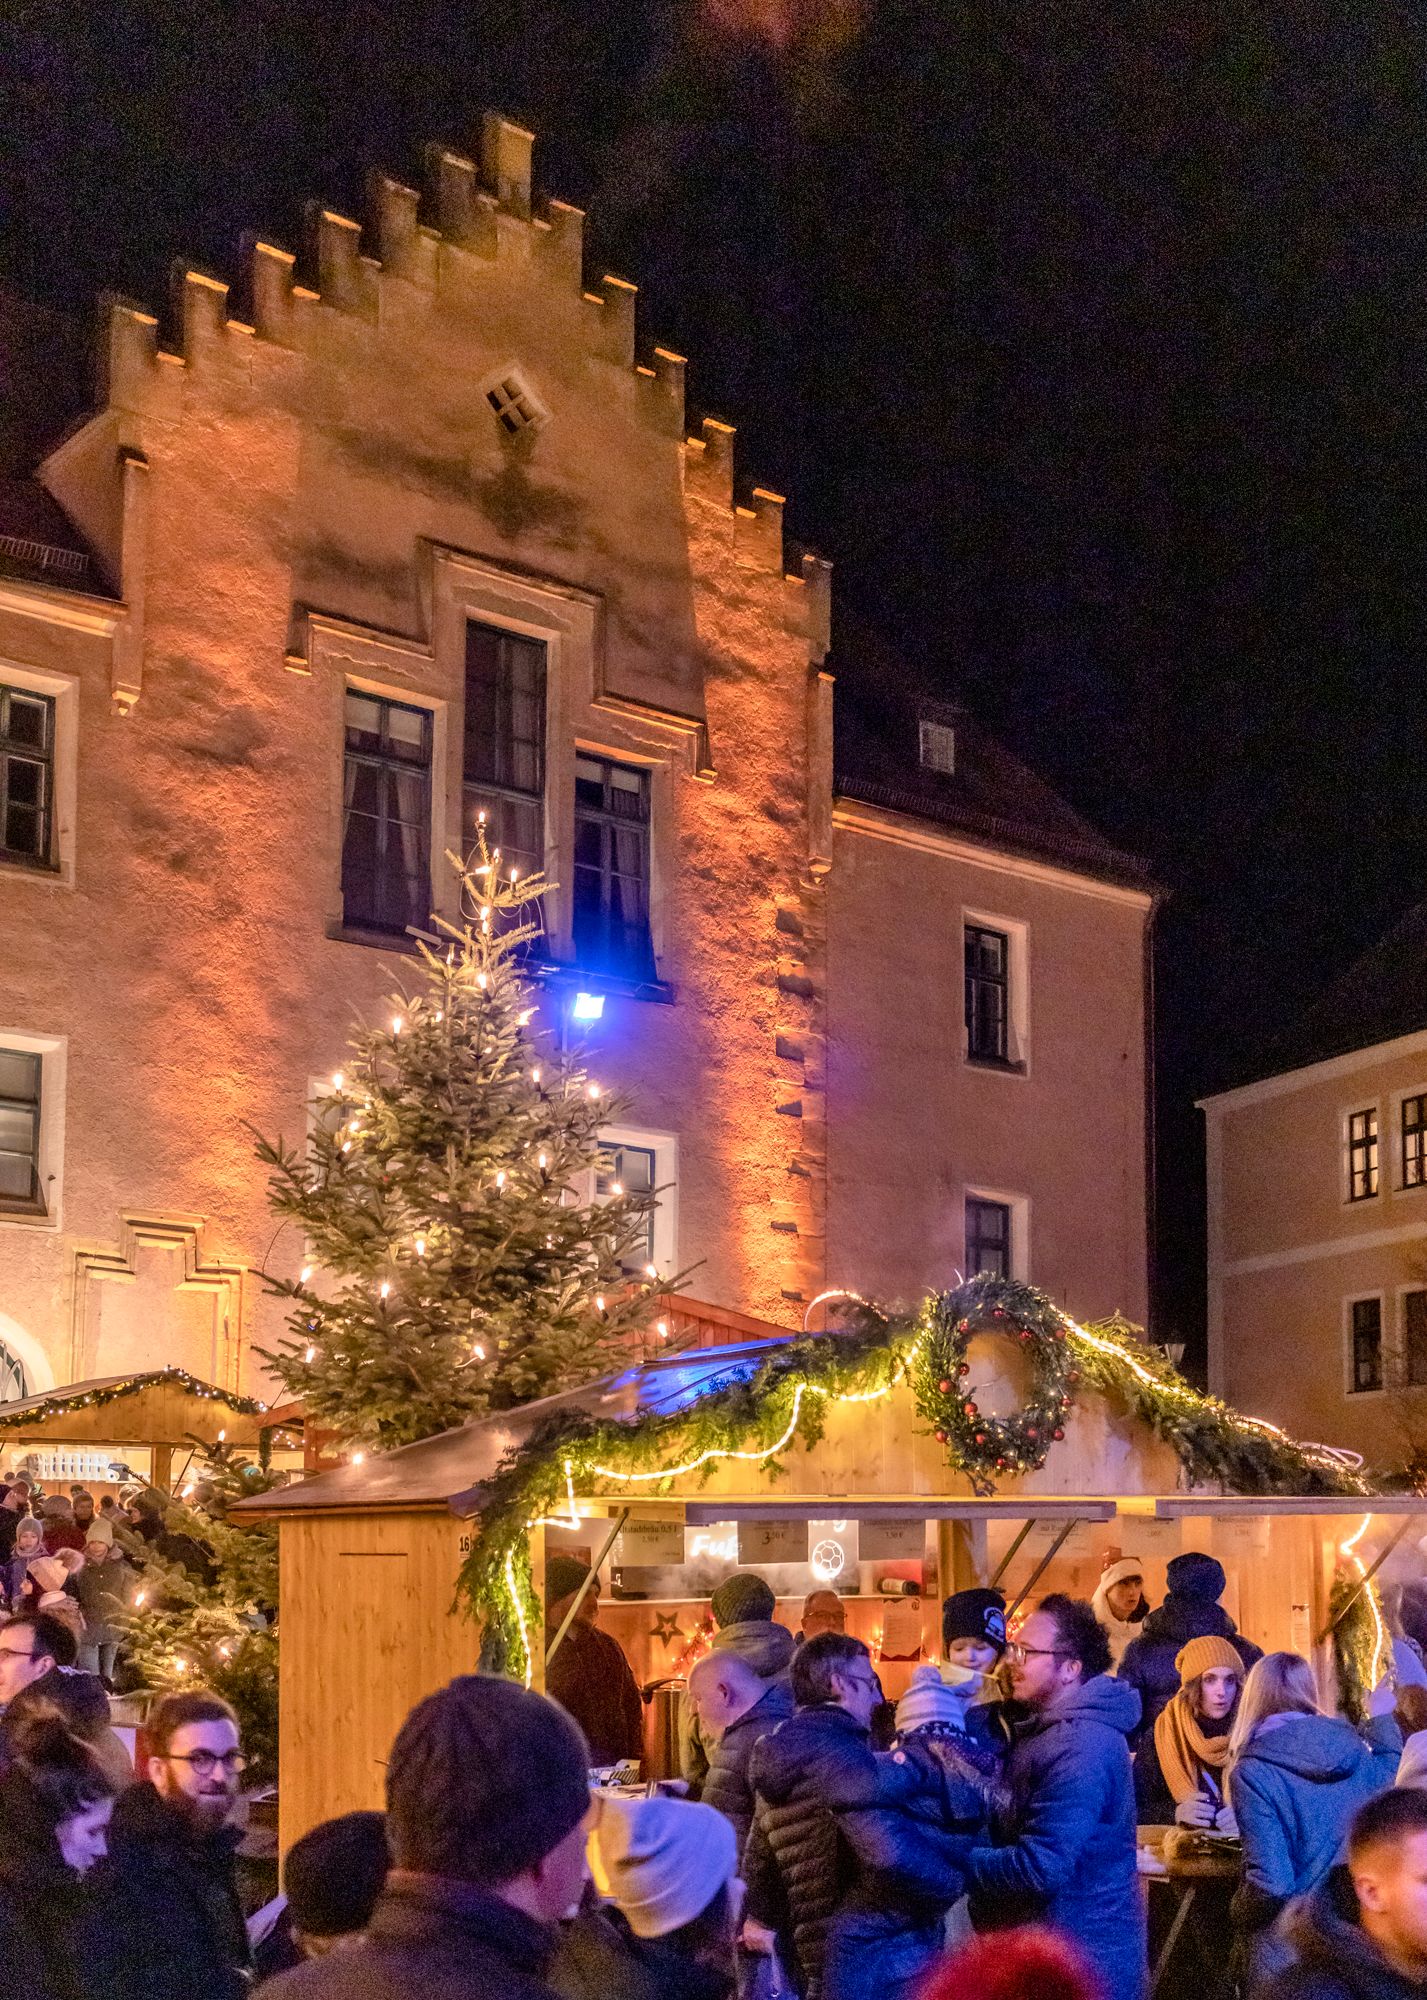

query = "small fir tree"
[253,835,668,1451]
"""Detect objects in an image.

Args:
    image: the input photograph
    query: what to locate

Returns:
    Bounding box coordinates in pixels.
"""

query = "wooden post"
[151,1445,172,1493]
[936,1518,989,1598]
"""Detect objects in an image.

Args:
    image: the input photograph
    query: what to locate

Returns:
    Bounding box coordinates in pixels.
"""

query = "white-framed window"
[0,660,78,889]
[0,1031,66,1230]
[481,366,549,438]
[963,910,1030,1071]
[1344,1104,1380,1204]
[339,682,442,944]
[1346,1292,1385,1395]
[963,1186,1029,1281]
[581,1125,677,1278]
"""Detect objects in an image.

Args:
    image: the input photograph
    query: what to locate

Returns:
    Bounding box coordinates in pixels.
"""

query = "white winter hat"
[592,1794,737,1938]
[1099,1557,1144,1592]
[896,1663,967,1735]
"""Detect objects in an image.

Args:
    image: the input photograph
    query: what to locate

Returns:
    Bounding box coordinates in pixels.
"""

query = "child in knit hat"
[2,1517,45,1610]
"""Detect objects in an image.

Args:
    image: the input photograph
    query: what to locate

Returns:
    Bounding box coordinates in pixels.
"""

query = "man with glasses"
[0,1608,63,1708]
[965,1594,1146,2000]
[745,1631,978,2000]
[89,1689,253,2000]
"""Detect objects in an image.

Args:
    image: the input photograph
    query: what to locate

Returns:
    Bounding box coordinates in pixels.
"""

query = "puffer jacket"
[702,1678,795,1856]
[683,1618,797,1792]
[745,1703,976,2000]
[1119,1596,1261,1746]
[966,1673,1146,2000]
[1264,1865,1423,2000]
[1230,1713,1400,1988]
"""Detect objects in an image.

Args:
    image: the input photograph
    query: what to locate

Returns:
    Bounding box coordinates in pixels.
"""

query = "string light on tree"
[252,823,677,1454]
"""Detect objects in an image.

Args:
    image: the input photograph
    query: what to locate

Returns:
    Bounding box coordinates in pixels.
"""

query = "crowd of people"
[1,1529,1426,2000]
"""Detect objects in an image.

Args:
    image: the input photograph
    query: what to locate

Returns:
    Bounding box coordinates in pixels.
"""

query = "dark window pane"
[1349,1109,1379,1201]
[464,623,546,799]
[0,1047,40,1208]
[341,691,432,936]
[572,756,653,979]
[0,685,55,867]
[1351,1297,1383,1393]
[1405,1097,1427,1190]
[965,1197,1011,1279]
[0,1052,40,1103]
[965,924,1010,1063]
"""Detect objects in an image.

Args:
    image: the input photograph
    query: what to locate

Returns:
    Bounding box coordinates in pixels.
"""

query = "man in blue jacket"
[966,1593,1147,2000]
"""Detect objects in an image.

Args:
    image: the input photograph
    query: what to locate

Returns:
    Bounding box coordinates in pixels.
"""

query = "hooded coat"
[0,1764,98,2000]
[1264,1865,1424,2000]
[1118,1555,1262,1746]
[965,1673,1147,2000]
[744,1702,976,2000]
[1230,1713,1400,1985]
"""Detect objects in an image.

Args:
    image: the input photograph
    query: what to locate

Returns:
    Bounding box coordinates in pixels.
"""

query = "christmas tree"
[253,832,670,1452]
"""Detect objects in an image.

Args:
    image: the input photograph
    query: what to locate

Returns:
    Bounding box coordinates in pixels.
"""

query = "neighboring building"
[0,115,1155,1399]
[1202,901,1427,1462]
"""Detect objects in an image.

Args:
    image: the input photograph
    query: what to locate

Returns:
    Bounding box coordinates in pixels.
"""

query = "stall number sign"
[738,1519,806,1565]
[858,1518,923,1562]
[612,1518,686,1568]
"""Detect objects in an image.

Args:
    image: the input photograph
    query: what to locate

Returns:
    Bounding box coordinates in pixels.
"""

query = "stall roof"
[1146,1495,1422,1519]
[0,1369,280,1449]
[236,1336,791,1517]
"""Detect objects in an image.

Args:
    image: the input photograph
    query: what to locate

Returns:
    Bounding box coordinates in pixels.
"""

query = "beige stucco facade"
[1203,1029,1427,1461]
[0,118,1152,1399]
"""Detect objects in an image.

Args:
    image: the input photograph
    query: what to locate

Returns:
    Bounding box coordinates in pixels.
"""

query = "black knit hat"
[941,1587,1008,1655]
[711,1573,776,1628]
[285,1812,389,1937]
[545,1555,593,1608]
[387,1676,590,1884]
[1166,1552,1226,1602]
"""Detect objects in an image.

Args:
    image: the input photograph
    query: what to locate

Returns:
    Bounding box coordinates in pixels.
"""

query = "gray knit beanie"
[711,1572,776,1628]
[386,1676,590,1884]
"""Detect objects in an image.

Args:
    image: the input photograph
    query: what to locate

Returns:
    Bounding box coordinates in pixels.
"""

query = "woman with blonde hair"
[1227,1652,1400,1989]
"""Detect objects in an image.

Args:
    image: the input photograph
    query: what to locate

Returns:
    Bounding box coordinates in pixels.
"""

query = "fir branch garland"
[0,1368,270,1434]
[454,1275,1371,1675]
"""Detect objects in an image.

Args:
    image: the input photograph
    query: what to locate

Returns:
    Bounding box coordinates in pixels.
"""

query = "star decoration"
[651,1611,683,1646]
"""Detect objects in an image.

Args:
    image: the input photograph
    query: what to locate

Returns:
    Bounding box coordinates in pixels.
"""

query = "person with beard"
[1119,1554,1262,1748]
[1267,1786,1427,2000]
[0,1706,117,2000]
[1092,1558,1150,1668]
[88,1689,251,2000]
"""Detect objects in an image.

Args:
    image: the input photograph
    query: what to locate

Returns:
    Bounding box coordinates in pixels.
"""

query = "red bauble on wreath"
[909,1273,1078,1494]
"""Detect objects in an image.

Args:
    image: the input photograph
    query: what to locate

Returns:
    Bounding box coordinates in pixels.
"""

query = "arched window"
[0,1343,28,1403]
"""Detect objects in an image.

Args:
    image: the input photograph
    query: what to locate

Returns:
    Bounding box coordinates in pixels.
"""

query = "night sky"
[5,0,1426,1361]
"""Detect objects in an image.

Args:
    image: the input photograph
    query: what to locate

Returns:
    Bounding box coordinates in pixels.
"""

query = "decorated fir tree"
[254,833,669,1452]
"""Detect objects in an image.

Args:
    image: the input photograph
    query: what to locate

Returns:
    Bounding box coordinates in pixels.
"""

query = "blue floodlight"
[571,991,605,1022]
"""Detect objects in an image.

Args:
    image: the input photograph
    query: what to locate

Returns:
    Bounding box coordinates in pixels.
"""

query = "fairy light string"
[463,1276,1372,1676]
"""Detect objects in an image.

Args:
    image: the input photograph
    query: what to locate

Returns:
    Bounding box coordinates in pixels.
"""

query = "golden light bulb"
[304,1346,315,1364]
[392,1016,403,1035]
[351,1451,365,1466]
[657,1321,669,1339]
[538,1152,548,1170]
[473,1343,486,1361]
[645,1263,658,1280]
[299,1265,312,1283]
[379,1281,390,1299]
[415,1237,426,1257]
[495,1170,506,1188]
[331,1070,344,1091]
[611,1182,623,1197]
[587,1083,601,1099]
[531,1066,541,1084]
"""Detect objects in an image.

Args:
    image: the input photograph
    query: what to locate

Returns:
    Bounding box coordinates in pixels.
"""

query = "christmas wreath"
[908,1274,1077,1493]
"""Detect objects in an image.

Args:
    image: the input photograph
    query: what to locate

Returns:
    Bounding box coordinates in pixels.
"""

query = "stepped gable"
[833,614,1152,889]
[90,112,827,636]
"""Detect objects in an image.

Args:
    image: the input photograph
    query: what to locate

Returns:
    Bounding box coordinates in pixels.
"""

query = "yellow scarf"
[1154,1689,1231,1805]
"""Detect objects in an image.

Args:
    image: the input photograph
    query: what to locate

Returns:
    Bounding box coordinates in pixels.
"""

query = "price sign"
[737,1519,806,1565]
[611,1517,686,1568]
[858,1517,924,1562]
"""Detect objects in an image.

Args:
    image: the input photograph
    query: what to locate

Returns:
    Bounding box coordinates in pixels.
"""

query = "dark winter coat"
[87,1780,250,2000]
[966,1672,1147,2000]
[261,1873,568,2000]
[552,1902,733,2000]
[1230,1714,1400,1988]
[1119,1595,1261,1747]
[1133,1709,1234,1826]
[1264,1865,1427,2000]
[0,1767,98,2000]
[545,1620,644,1765]
[684,1619,798,1793]
[745,1702,976,2000]
[703,1679,795,1856]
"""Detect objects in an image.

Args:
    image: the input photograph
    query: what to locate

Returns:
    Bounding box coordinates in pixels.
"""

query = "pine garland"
[454,1275,1371,1677]
[0,1368,270,1434]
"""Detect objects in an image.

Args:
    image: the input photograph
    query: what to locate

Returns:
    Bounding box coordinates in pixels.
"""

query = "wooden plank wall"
[277,1509,478,1852]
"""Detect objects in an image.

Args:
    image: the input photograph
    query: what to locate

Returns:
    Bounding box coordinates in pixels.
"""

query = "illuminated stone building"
[0,118,1154,1397]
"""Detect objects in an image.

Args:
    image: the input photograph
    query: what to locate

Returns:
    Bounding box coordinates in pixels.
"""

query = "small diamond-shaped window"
[485,370,547,436]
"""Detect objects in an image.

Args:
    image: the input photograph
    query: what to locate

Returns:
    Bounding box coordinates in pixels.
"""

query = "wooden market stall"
[0,1367,299,1494]
[236,1301,1420,1854]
